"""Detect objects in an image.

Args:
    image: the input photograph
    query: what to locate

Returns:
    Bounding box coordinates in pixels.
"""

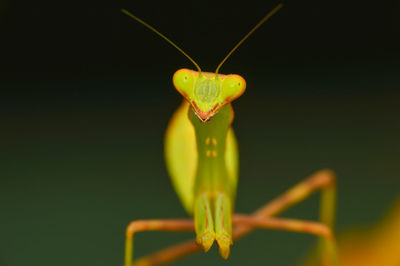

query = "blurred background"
[1,0,399,265]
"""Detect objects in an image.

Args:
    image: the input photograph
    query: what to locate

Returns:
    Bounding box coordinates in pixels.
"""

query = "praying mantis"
[122,3,339,266]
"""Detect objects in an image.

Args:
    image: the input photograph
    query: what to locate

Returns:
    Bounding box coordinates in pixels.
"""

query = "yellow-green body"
[165,69,245,257]
[121,4,283,261]
[165,101,238,213]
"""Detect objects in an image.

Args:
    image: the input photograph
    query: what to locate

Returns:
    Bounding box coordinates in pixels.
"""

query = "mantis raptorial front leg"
[193,194,215,252]
[214,193,233,258]
[128,169,338,266]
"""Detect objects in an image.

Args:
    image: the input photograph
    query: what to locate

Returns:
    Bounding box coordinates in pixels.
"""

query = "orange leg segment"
[127,169,338,266]
[125,219,194,266]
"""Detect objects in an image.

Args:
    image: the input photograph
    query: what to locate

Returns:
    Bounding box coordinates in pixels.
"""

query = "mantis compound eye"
[221,75,246,103]
[172,68,195,98]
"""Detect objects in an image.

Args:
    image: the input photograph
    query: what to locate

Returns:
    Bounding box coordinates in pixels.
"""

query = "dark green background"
[1,0,399,265]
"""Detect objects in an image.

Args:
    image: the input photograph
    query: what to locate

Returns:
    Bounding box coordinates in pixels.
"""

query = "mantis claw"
[197,231,215,252]
[216,231,232,259]
[215,193,233,259]
[194,194,216,252]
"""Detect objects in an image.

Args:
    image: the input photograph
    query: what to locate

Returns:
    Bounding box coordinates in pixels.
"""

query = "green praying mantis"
[122,4,340,266]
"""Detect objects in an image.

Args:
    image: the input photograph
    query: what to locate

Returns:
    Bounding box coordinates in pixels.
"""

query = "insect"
[122,4,339,266]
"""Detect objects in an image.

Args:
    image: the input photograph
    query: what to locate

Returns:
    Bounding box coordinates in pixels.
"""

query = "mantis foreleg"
[194,194,215,252]
[214,193,233,259]
[193,192,233,258]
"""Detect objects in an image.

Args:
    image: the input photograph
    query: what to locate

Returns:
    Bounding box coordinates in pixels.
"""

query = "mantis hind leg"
[317,172,339,266]
[194,193,215,252]
[247,169,339,266]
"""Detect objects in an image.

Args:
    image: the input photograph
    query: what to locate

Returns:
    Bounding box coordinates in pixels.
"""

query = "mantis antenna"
[215,3,283,75]
[122,9,202,73]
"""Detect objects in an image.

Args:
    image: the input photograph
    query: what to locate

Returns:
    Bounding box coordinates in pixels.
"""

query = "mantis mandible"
[122,4,339,266]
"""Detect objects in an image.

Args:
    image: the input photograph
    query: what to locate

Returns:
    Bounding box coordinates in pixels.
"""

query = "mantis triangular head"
[122,3,283,122]
[173,69,246,121]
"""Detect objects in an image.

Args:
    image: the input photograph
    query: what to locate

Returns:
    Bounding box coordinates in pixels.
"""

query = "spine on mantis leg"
[189,104,235,258]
